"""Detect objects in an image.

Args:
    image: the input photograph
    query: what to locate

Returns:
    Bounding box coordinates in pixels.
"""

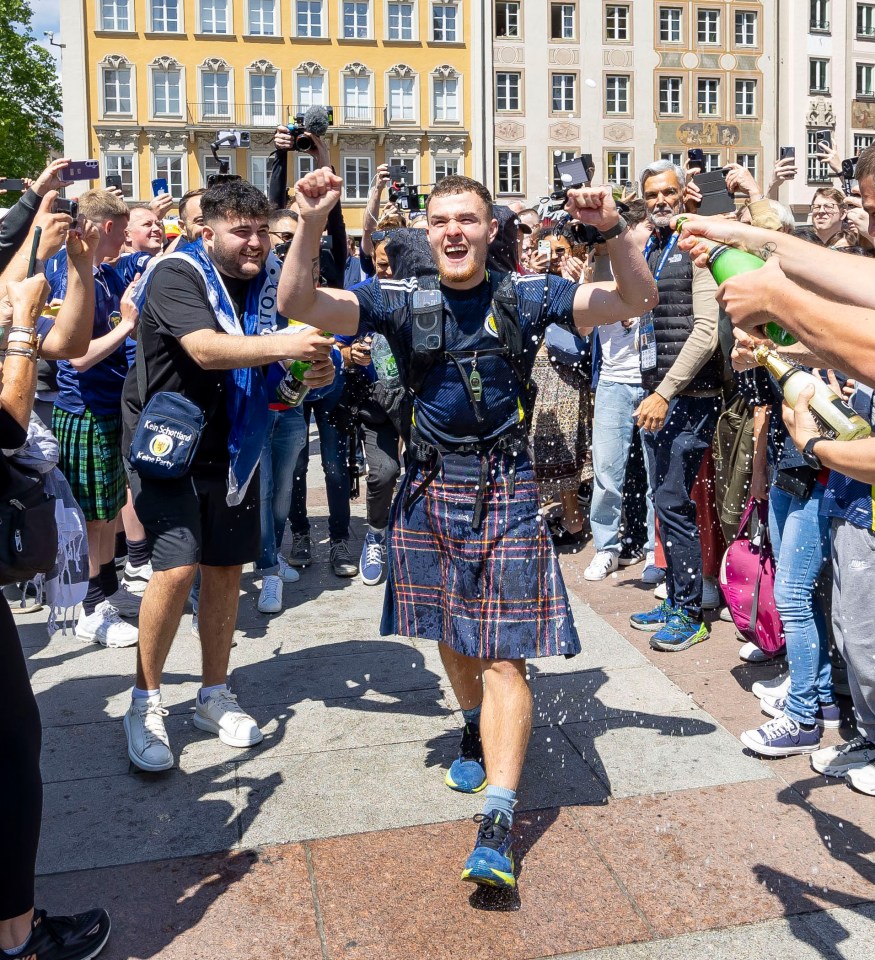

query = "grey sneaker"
[330,538,359,578]
[289,532,312,568]
[810,736,875,777]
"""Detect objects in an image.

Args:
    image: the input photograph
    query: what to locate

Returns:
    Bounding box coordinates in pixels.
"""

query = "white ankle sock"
[132,687,159,700]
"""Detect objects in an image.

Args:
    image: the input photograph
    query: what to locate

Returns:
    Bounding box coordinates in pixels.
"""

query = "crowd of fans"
[1,126,875,954]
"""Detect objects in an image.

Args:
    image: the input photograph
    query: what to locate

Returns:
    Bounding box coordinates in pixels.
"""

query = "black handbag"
[0,457,58,586]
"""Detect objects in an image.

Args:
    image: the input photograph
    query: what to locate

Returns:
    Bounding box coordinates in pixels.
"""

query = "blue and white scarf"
[132,240,281,505]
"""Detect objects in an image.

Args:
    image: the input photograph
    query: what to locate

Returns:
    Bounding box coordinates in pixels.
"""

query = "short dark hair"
[622,199,648,227]
[269,208,299,227]
[426,175,494,218]
[855,144,875,185]
[201,180,269,225]
[178,188,206,222]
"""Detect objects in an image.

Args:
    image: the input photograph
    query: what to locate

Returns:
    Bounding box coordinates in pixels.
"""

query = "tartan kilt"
[381,450,581,661]
[52,407,126,522]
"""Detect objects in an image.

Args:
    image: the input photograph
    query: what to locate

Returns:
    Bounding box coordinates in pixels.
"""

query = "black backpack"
[0,457,58,586]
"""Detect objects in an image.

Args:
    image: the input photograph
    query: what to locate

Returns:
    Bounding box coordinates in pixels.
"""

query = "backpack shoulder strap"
[489,272,526,385]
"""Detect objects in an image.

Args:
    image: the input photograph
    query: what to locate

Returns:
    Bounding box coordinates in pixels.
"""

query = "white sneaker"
[752,671,791,701]
[106,584,142,619]
[846,761,875,796]
[193,688,263,748]
[584,550,619,581]
[739,641,781,663]
[812,736,875,778]
[654,581,668,600]
[277,556,301,583]
[76,602,139,648]
[124,694,174,771]
[123,560,153,595]
[257,575,283,614]
[702,577,721,610]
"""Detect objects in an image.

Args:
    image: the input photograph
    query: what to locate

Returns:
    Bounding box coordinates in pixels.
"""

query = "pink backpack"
[719,498,785,654]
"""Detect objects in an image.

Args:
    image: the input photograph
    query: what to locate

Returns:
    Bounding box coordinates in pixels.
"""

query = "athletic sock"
[198,683,229,705]
[83,576,105,616]
[99,560,119,599]
[114,530,127,559]
[126,538,150,568]
[483,785,516,827]
[462,704,482,727]
[3,934,31,956]
[132,687,160,701]
[369,524,386,537]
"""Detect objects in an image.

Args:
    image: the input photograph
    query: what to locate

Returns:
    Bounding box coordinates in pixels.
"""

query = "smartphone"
[688,148,706,167]
[151,177,169,197]
[0,178,26,192]
[388,162,409,183]
[695,169,736,215]
[105,175,123,191]
[555,156,591,189]
[58,160,100,183]
[538,239,552,256]
[817,130,832,149]
[779,146,796,161]
[26,227,42,278]
[53,197,79,219]
[580,153,595,181]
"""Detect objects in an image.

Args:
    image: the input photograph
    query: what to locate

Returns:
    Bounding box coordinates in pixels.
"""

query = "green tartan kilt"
[52,407,126,521]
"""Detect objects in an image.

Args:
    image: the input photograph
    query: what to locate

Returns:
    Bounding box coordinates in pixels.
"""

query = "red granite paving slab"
[309,808,652,960]
[37,845,321,960]
[571,779,875,938]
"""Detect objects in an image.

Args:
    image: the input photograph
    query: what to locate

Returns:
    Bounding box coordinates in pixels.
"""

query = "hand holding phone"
[151,177,169,197]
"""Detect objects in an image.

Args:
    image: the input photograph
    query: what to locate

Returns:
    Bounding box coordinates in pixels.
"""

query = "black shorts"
[127,466,260,571]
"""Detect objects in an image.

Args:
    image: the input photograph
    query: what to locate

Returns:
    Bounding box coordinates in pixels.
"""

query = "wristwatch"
[600,216,628,240]
[801,436,825,470]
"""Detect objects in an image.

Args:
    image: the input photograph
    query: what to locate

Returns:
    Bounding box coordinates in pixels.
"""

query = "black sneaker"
[618,544,646,567]
[288,532,312,568]
[330,538,359,577]
[17,907,111,960]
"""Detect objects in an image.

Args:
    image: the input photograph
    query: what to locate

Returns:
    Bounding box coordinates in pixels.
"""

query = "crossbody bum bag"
[129,331,219,480]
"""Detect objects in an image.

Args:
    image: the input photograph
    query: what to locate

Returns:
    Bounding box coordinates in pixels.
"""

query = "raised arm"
[678,214,875,309]
[41,220,98,361]
[0,276,48,429]
[565,186,657,335]
[276,167,360,336]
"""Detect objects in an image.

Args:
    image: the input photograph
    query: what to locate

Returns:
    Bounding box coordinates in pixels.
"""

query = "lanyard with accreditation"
[638,231,680,372]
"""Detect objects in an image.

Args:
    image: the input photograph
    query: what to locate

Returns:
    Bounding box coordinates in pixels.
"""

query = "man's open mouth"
[444,245,468,262]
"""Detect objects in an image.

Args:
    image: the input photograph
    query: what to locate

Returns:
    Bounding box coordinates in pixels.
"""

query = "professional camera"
[288,105,334,152]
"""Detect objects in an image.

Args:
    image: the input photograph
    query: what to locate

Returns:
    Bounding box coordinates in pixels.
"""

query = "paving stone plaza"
[22,453,875,959]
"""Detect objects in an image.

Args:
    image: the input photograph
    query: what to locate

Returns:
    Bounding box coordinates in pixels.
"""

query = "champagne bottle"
[275,331,333,408]
[753,345,872,441]
[675,217,795,345]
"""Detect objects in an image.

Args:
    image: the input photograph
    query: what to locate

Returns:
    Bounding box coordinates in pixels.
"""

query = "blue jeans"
[289,397,351,542]
[769,483,833,724]
[590,380,655,554]
[643,395,721,619]
[257,407,307,573]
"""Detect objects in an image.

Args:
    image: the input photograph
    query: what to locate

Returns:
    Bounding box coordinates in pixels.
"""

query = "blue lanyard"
[643,231,680,282]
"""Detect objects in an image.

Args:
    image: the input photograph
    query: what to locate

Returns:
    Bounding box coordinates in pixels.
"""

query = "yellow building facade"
[60,0,475,230]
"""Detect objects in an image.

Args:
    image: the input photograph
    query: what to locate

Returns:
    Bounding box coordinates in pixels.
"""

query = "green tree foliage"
[0,0,62,203]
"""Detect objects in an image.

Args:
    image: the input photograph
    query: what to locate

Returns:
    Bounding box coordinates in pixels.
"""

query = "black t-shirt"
[121,259,249,474]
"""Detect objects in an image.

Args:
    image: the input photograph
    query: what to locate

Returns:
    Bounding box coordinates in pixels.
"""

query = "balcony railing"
[185,103,393,128]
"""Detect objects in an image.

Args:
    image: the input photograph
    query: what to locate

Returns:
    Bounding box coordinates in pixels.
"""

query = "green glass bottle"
[675,218,796,345]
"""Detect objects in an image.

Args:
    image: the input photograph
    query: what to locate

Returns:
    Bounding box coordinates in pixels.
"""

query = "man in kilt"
[279,168,657,889]
[46,189,141,648]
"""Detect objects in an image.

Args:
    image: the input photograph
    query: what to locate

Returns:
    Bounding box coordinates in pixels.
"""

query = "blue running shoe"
[461,811,516,889]
[649,611,709,651]
[630,598,675,632]
[360,530,387,586]
[445,723,487,793]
